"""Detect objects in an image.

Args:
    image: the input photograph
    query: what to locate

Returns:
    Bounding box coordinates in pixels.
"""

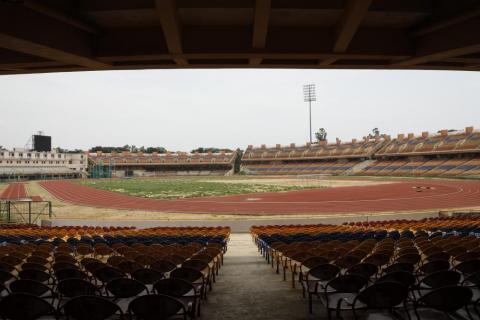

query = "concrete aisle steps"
[201,233,323,320]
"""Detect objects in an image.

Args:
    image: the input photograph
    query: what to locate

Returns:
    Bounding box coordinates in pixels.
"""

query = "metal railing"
[0,200,52,224]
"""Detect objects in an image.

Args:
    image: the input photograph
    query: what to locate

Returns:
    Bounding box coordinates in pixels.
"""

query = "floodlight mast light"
[303,84,316,143]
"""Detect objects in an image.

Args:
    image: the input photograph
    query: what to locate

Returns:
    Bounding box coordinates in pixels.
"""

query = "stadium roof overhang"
[1,0,480,75]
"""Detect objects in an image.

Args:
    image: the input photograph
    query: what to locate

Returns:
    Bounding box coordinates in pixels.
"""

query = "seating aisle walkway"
[202,233,322,319]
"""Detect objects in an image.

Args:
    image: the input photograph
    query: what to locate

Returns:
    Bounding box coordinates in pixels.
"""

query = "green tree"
[191,147,233,153]
[234,148,243,173]
[368,128,380,139]
[315,128,327,142]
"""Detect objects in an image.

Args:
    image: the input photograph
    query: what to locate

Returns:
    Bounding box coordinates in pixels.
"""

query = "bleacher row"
[361,158,480,177]
[133,169,232,177]
[252,217,480,319]
[243,162,357,175]
[244,128,480,162]
[0,225,230,319]
[90,152,236,166]
[242,157,480,177]
[242,127,480,178]
[243,140,380,161]
[378,130,480,156]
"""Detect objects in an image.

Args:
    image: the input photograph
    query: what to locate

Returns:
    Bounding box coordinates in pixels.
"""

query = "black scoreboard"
[33,135,52,152]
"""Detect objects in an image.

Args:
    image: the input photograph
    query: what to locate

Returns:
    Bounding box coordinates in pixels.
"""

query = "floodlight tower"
[303,84,316,143]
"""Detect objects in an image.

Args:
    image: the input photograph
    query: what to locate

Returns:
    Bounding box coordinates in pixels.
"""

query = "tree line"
[314,127,383,142]
[89,145,167,153]
[89,146,235,154]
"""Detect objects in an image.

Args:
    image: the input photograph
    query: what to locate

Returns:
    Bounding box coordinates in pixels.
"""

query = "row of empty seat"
[141,169,233,177]
[243,140,381,161]
[90,152,236,166]
[378,130,480,156]
[359,157,480,177]
[242,128,480,178]
[0,225,230,319]
[251,217,480,319]
[242,161,359,175]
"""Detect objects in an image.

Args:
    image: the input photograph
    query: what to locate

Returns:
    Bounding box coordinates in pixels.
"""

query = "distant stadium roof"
[1,0,480,74]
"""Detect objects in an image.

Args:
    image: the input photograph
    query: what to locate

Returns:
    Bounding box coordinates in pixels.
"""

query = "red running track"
[39,179,480,215]
[0,183,27,200]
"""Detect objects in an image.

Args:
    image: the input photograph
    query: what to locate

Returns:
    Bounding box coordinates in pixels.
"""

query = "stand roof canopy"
[1,0,480,74]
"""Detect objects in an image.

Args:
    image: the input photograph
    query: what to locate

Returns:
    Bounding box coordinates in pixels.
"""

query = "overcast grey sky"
[0,69,479,152]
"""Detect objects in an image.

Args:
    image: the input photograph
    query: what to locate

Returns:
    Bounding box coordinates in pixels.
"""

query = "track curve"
[39,179,480,215]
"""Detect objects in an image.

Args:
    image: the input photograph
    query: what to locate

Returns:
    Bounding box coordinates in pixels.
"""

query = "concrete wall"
[44,211,439,233]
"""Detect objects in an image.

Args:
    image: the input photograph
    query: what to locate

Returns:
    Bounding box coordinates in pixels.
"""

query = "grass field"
[79,177,318,199]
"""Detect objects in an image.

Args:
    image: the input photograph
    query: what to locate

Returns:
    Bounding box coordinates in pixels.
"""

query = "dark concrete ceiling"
[1,0,480,74]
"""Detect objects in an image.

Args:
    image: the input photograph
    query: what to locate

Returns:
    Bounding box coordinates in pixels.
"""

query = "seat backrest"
[57,278,101,297]
[55,268,87,281]
[83,260,106,274]
[192,254,214,264]
[396,253,421,265]
[128,294,185,320]
[307,264,340,281]
[20,262,47,272]
[151,260,177,273]
[356,281,408,309]
[118,260,143,274]
[376,271,416,288]
[55,254,77,264]
[334,255,361,269]
[0,261,17,273]
[81,257,102,267]
[0,255,23,266]
[64,295,123,320]
[290,251,313,263]
[419,260,450,275]
[135,254,156,266]
[165,254,185,265]
[53,261,79,272]
[107,255,127,267]
[154,278,195,297]
[170,267,203,283]
[326,274,367,293]
[383,262,414,274]
[418,286,473,312]
[425,251,450,263]
[463,270,480,287]
[455,259,480,275]
[18,269,51,283]
[0,270,15,284]
[93,266,124,283]
[132,268,164,285]
[454,251,480,263]
[0,293,55,320]
[301,256,329,269]
[181,259,208,271]
[421,270,461,288]
[106,278,147,298]
[364,253,390,267]
[9,279,51,297]
[346,263,378,279]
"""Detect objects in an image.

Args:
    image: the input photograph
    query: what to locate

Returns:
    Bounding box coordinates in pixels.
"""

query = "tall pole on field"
[303,84,316,143]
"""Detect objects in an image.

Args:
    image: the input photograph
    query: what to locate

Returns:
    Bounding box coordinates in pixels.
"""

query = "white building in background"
[0,148,87,181]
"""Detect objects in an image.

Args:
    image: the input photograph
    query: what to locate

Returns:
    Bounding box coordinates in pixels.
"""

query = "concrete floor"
[201,233,323,320]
